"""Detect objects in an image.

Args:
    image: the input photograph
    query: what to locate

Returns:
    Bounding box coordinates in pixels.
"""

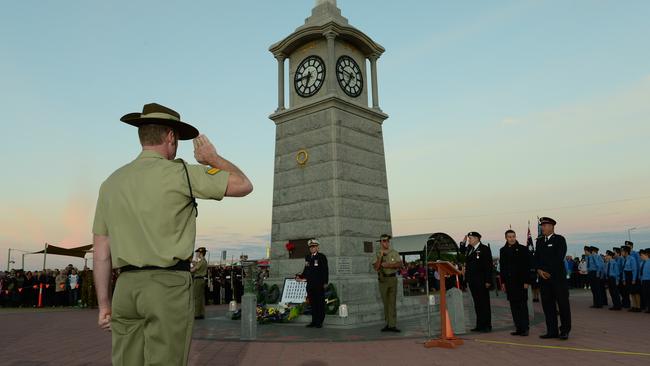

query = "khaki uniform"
[192,257,207,317]
[81,270,97,308]
[93,150,229,366]
[375,248,400,327]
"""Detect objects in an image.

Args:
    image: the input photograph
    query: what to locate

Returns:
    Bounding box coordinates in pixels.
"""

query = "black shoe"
[559,332,569,340]
[645,310,650,314]
[479,326,492,333]
[470,327,481,332]
[539,333,559,339]
[519,330,529,336]
[306,323,316,328]
[314,324,323,328]
[381,325,390,332]
[194,315,205,320]
[387,327,401,333]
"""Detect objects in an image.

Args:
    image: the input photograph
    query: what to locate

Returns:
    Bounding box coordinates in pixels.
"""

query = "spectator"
[68,269,80,307]
[55,270,67,306]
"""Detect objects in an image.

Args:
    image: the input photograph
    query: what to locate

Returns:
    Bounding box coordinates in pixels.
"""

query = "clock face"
[336,55,363,97]
[294,55,326,98]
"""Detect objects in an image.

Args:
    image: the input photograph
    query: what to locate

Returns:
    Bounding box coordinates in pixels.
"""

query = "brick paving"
[1,290,648,365]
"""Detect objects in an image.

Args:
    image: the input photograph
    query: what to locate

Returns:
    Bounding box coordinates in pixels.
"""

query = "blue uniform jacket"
[639,259,650,281]
[615,256,625,280]
[586,254,598,272]
[631,251,641,271]
[622,255,638,281]
[595,255,606,278]
[605,260,621,284]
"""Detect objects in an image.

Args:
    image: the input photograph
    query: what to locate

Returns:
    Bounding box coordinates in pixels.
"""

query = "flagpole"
[42,242,48,272]
[6,248,10,271]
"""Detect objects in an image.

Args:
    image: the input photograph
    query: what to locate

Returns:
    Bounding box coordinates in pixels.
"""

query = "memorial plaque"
[363,241,373,253]
[336,257,352,275]
[280,278,307,304]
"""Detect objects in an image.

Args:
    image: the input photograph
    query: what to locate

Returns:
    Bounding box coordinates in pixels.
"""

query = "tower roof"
[269,0,385,58]
[303,0,349,27]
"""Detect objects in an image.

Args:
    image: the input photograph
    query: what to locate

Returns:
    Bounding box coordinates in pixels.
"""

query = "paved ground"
[1,289,648,365]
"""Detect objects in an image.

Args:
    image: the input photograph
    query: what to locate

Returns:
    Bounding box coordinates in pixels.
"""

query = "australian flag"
[527,221,535,254]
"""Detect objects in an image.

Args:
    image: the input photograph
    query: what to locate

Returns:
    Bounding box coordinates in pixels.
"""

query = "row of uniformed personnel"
[585,242,650,313]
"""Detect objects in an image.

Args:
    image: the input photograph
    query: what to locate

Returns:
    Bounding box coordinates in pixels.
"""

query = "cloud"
[500,117,523,126]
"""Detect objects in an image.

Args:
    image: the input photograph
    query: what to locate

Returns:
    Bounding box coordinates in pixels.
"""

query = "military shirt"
[193,258,208,277]
[92,150,229,268]
[375,248,400,275]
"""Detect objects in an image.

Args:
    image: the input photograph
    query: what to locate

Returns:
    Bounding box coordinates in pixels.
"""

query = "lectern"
[425,261,464,349]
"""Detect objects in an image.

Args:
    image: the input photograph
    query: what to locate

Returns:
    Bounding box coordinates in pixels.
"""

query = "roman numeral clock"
[266,0,395,325]
[336,55,363,97]
[294,55,326,97]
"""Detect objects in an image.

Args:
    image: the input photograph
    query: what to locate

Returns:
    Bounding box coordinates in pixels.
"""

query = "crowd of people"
[0,261,268,310]
[579,241,650,313]
[0,264,96,308]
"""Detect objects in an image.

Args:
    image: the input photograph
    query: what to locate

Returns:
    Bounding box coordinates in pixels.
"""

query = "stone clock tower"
[267,0,421,325]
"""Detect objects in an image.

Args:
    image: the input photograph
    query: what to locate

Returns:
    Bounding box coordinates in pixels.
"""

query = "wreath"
[266,284,281,304]
[296,149,309,166]
[324,283,340,315]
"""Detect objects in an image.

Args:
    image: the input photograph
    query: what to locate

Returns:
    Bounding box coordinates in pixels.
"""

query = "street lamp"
[627,227,637,241]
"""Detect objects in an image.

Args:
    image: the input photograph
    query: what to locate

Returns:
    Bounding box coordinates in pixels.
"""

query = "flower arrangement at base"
[231,303,304,323]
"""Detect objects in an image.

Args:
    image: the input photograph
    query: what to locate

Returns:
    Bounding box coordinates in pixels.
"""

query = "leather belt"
[120,260,191,273]
[193,276,206,280]
[379,273,397,278]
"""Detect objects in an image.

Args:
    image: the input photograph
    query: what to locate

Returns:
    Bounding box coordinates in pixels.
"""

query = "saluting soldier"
[92,103,253,365]
[499,230,532,336]
[191,247,208,319]
[373,234,402,332]
[298,239,329,328]
[535,217,572,340]
[461,232,493,332]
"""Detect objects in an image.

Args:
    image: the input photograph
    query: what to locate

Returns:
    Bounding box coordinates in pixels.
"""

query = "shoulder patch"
[206,167,220,175]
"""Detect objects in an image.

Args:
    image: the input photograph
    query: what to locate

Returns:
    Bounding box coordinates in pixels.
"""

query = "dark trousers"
[588,271,603,306]
[212,284,221,305]
[224,285,232,303]
[599,278,608,306]
[607,277,621,309]
[307,284,325,326]
[469,282,491,329]
[509,299,529,332]
[540,278,571,335]
[620,280,630,308]
[642,280,650,311]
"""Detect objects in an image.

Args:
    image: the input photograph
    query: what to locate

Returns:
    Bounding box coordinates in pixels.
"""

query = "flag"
[527,221,535,253]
